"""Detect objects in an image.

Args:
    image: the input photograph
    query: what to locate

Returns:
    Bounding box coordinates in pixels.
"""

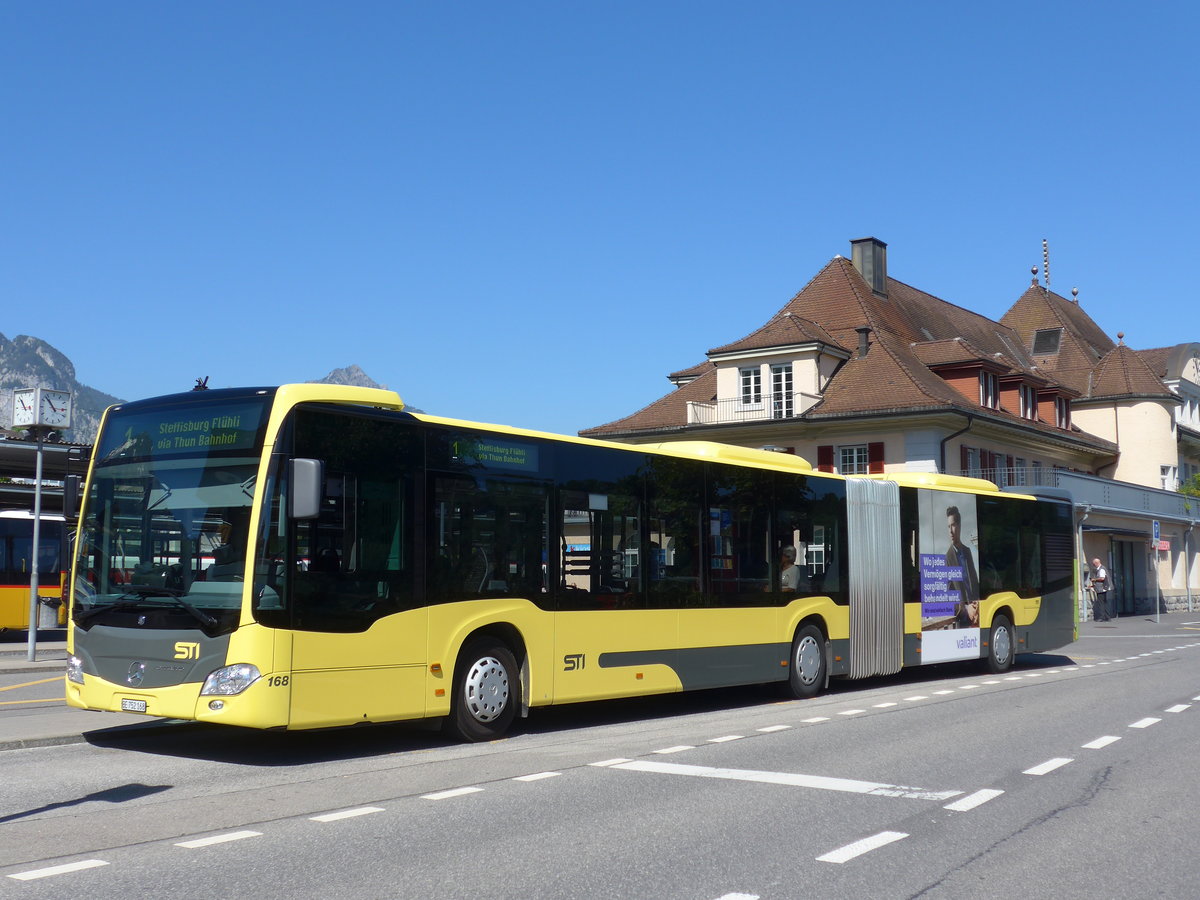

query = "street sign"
[1152,519,1160,543]
[1158,539,1170,552]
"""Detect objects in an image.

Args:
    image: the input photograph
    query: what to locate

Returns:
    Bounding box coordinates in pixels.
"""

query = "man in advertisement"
[945,505,980,627]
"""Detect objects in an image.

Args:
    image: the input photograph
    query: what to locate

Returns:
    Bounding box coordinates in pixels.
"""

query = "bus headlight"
[200,664,261,696]
[66,655,84,685]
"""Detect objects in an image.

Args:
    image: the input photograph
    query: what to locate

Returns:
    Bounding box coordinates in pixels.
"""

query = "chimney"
[850,237,888,298]
[856,326,872,357]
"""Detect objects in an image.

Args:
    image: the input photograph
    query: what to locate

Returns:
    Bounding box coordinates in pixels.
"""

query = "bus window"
[706,464,772,604]
[559,487,641,608]
[429,475,548,603]
[774,474,847,600]
[645,455,704,608]
[273,409,419,632]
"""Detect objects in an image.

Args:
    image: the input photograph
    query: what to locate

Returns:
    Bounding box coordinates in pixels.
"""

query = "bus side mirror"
[290,458,324,520]
[64,475,82,520]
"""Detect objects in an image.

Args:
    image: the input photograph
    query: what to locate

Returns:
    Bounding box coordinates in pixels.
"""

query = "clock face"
[12,389,36,427]
[38,390,72,428]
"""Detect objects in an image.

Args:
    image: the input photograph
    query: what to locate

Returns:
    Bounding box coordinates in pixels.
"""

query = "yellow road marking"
[0,677,62,692]
[0,697,64,706]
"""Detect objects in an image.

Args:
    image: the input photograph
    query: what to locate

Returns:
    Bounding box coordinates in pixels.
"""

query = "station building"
[582,238,1199,619]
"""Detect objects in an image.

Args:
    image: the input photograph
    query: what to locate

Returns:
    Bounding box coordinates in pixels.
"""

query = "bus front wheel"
[787,624,827,699]
[445,638,520,742]
[986,614,1015,674]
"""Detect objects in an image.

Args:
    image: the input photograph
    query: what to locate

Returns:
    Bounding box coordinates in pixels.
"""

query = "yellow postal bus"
[66,384,1076,740]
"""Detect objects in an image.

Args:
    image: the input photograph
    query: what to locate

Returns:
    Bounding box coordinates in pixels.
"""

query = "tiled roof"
[1085,342,1176,401]
[580,366,716,437]
[809,330,973,416]
[999,285,1114,394]
[667,360,711,382]
[1136,343,1200,380]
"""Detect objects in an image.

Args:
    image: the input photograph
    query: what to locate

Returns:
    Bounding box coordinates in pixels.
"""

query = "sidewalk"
[1,631,182,751]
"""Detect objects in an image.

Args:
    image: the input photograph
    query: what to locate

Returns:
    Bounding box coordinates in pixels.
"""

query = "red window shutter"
[817,445,834,472]
[960,445,970,473]
[868,442,885,474]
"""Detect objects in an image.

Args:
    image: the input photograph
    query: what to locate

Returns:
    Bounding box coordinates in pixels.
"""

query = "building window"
[979,371,999,409]
[1056,397,1071,429]
[839,444,869,475]
[1020,385,1037,420]
[739,367,762,405]
[1014,457,1027,486]
[1032,328,1063,355]
[964,447,981,477]
[771,364,793,419]
[1162,465,1178,491]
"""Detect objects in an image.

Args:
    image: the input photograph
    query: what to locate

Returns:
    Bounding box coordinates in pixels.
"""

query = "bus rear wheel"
[986,614,1015,674]
[445,638,520,742]
[787,624,827,699]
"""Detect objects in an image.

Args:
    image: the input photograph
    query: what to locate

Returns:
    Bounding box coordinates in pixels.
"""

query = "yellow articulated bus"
[66,384,1077,741]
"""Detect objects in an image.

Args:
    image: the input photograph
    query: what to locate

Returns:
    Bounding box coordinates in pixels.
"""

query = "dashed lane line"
[309,807,385,822]
[944,788,1004,812]
[175,830,262,848]
[817,830,908,863]
[1023,758,1073,776]
[1082,736,1121,750]
[421,786,483,800]
[7,860,109,881]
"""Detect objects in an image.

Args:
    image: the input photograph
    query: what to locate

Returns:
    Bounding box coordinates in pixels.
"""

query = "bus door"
[282,411,426,729]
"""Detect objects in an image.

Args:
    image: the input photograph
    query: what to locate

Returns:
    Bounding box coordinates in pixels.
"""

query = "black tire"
[985,614,1015,674]
[444,638,520,742]
[787,624,827,699]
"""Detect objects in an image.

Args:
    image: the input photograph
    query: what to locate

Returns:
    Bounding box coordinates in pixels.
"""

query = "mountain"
[311,364,386,390]
[1,338,412,445]
[1,333,123,444]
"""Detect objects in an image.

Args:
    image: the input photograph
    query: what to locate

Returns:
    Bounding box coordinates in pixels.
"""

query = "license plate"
[120,698,148,713]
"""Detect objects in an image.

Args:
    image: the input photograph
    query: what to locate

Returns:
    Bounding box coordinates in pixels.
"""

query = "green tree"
[1180,473,1200,498]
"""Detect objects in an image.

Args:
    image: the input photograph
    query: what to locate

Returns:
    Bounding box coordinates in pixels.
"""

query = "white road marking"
[421,787,483,800]
[944,788,1004,811]
[904,695,928,701]
[590,758,632,767]
[709,735,744,743]
[817,830,908,863]
[959,684,979,690]
[838,709,866,716]
[175,830,262,848]
[1129,717,1161,729]
[8,860,109,881]
[1082,736,1121,749]
[613,760,962,800]
[310,806,384,822]
[1165,704,1191,713]
[873,702,898,708]
[714,894,760,900]
[653,745,695,754]
[1023,758,1073,775]
[514,772,561,782]
[802,716,830,723]
[757,725,790,732]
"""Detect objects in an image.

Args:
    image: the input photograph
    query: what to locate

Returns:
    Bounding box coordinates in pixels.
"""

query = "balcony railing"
[958,467,1195,520]
[686,391,821,426]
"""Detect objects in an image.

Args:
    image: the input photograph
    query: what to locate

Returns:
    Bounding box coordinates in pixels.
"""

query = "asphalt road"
[4,615,1200,899]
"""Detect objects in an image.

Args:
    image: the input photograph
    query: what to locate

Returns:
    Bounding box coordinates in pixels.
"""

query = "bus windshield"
[72,392,272,634]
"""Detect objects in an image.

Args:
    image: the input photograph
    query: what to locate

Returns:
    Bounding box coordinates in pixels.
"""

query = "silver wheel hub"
[993,625,1012,665]
[464,655,509,722]
[795,635,822,685]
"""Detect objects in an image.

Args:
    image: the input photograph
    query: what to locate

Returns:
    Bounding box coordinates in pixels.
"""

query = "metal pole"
[26,431,44,662]
[1155,545,1161,625]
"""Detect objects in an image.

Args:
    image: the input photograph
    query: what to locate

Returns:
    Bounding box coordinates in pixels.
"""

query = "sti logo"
[174,642,201,660]
[563,654,585,671]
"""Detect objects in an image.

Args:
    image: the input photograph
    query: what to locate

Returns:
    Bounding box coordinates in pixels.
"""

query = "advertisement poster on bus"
[918,489,982,664]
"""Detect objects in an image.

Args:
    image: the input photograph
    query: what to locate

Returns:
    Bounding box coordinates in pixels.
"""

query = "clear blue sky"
[3,2,1196,436]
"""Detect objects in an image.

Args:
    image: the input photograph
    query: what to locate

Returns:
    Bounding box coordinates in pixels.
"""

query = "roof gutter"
[939,413,975,474]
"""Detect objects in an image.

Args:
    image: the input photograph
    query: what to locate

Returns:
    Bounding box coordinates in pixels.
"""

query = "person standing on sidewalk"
[1091,557,1113,621]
